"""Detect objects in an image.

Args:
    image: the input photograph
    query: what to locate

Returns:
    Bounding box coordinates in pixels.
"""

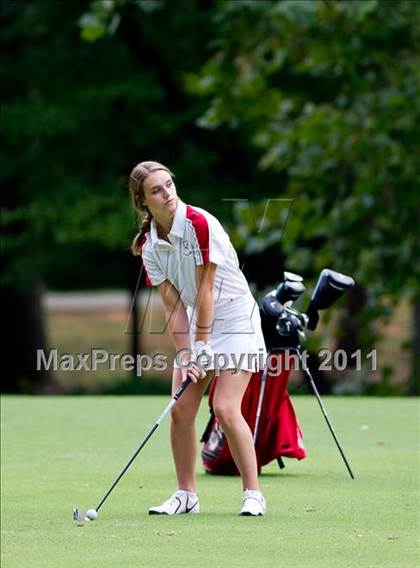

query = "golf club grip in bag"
[201,355,306,475]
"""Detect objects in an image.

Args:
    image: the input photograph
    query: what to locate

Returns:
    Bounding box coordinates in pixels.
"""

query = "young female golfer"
[129,161,267,516]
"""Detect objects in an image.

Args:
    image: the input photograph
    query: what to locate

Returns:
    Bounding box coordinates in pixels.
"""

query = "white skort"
[173,290,267,374]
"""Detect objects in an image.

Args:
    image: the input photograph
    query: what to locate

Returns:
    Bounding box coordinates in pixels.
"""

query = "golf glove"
[191,340,214,379]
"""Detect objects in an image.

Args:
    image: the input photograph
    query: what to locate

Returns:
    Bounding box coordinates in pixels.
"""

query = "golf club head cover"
[306,269,355,330]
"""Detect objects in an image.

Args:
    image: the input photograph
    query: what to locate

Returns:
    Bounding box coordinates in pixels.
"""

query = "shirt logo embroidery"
[182,240,193,256]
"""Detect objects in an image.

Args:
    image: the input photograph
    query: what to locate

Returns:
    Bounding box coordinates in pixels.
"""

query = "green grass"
[1,396,419,568]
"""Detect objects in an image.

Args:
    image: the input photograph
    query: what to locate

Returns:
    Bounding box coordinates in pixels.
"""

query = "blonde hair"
[128,160,174,256]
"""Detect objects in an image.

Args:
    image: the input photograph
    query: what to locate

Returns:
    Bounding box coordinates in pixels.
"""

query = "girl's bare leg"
[170,368,213,492]
[212,369,259,491]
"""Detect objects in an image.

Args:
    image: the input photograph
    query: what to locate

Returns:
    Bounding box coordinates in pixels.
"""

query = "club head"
[276,312,301,336]
[260,292,282,317]
[306,269,355,330]
[73,508,87,523]
[283,271,303,283]
[275,280,306,304]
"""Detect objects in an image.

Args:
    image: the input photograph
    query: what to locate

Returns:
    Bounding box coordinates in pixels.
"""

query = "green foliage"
[79,0,122,42]
[1,0,226,289]
[187,0,420,300]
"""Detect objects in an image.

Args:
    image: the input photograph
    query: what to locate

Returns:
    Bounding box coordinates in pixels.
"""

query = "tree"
[185,0,420,390]
[1,0,280,391]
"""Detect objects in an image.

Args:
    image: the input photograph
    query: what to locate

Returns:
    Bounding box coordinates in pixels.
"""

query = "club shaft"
[302,362,355,480]
[253,361,269,443]
[96,377,192,512]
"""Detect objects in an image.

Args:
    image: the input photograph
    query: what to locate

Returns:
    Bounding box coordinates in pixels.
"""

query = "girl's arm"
[158,279,204,382]
[158,280,191,355]
[194,262,217,344]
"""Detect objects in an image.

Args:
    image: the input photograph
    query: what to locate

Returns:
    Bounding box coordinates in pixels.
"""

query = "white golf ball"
[86,509,97,521]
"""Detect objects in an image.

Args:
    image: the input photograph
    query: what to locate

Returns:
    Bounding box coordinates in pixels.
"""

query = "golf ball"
[86,509,97,521]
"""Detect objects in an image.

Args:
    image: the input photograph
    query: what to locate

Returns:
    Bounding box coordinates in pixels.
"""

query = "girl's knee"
[213,400,239,428]
[171,401,196,425]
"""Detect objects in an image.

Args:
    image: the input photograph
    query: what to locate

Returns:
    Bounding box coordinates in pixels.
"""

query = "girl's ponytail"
[131,210,153,256]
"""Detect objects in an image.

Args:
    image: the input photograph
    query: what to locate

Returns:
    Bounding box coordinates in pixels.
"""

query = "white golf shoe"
[240,490,266,516]
[148,490,200,515]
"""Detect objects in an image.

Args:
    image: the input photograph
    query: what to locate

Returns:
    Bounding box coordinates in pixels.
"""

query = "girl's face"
[142,170,178,218]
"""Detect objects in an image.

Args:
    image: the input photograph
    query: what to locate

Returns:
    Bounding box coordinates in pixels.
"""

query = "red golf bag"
[201,352,306,475]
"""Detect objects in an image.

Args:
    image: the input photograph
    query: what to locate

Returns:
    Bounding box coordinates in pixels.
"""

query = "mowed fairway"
[1,396,418,568]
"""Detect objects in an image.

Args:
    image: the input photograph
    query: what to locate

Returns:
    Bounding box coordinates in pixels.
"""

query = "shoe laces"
[243,490,264,503]
[165,491,184,507]
[166,490,195,507]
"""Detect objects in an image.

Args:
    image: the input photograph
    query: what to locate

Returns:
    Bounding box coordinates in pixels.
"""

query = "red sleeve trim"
[143,267,152,288]
[186,205,210,264]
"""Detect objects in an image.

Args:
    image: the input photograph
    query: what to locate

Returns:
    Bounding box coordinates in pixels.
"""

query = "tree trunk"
[1,280,50,393]
[409,299,420,395]
[332,284,371,389]
[335,284,369,356]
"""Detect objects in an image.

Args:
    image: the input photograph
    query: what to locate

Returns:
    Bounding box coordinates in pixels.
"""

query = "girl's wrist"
[195,326,211,344]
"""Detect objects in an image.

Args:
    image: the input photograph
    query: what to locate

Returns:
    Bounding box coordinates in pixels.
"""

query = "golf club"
[297,346,355,479]
[253,363,269,444]
[73,376,193,522]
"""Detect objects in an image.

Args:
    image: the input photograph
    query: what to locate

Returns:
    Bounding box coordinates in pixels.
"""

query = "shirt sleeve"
[207,215,231,266]
[141,248,166,287]
[186,206,230,266]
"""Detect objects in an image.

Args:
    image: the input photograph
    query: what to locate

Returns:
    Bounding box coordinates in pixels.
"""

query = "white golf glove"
[191,340,214,379]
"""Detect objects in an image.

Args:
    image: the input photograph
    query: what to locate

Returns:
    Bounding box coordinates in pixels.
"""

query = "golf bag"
[201,268,356,477]
[201,352,306,475]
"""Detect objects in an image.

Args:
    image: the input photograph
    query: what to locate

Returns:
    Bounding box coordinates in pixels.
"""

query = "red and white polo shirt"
[141,200,251,308]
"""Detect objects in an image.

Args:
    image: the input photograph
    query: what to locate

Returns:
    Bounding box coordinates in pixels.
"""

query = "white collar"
[150,200,186,246]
